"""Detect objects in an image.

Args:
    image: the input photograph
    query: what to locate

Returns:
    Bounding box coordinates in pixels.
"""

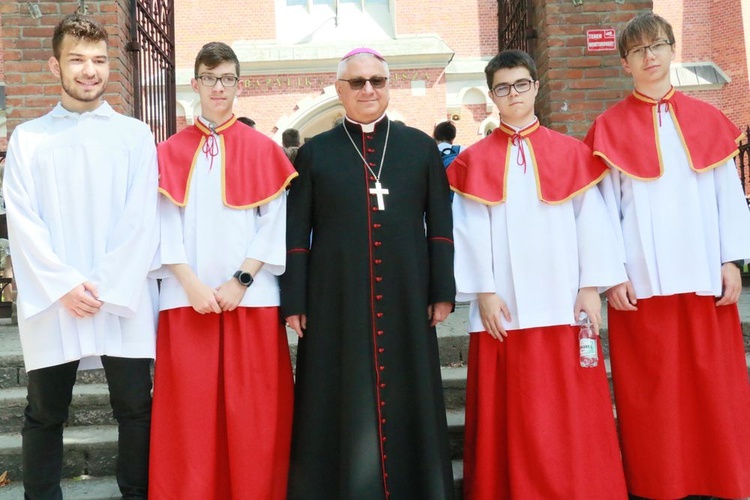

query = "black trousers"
[22,356,153,500]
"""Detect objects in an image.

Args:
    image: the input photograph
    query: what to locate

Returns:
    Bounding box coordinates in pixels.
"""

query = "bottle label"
[579,338,597,358]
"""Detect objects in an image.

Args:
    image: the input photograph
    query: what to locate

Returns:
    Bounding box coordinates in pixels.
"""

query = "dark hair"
[52,14,108,60]
[433,121,457,143]
[194,42,240,77]
[282,128,301,148]
[618,12,675,58]
[484,50,538,89]
[237,117,255,128]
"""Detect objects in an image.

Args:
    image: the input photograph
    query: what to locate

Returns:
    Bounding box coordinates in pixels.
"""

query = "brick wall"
[655,0,749,130]
[0,0,135,137]
[175,0,276,71]
[532,0,652,138]
[396,0,498,57]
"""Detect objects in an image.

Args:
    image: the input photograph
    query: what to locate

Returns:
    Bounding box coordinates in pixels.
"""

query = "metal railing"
[127,0,176,143]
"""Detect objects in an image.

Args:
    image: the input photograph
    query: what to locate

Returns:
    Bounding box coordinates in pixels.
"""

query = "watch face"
[239,272,253,286]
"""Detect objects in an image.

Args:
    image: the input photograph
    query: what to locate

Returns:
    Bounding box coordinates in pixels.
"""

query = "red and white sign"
[586,29,617,52]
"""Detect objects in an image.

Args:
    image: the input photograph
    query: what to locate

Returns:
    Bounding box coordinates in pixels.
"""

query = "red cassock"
[449,123,628,500]
[586,90,750,498]
[149,117,297,500]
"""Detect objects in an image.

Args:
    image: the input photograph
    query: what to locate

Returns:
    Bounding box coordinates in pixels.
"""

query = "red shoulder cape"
[447,121,608,205]
[158,116,298,208]
[584,88,743,180]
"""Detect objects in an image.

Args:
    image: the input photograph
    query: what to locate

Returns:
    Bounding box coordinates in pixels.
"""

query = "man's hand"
[428,302,453,327]
[214,278,248,312]
[477,292,511,341]
[286,314,307,338]
[606,281,638,311]
[574,287,602,335]
[716,262,742,306]
[60,282,102,318]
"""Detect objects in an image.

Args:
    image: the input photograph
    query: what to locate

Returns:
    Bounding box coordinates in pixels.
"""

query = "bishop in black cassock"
[280,48,456,500]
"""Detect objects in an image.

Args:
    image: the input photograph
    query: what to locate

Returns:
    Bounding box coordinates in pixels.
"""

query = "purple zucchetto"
[341,47,386,61]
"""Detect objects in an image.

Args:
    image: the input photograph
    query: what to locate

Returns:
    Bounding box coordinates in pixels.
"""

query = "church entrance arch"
[273,86,344,144]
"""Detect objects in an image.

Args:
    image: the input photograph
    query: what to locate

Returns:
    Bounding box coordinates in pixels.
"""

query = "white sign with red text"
[587,29,617,52]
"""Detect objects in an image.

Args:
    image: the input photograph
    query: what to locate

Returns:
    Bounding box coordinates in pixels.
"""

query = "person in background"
[282,128,301,163]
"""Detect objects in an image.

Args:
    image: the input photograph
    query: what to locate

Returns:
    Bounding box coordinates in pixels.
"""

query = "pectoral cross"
[369,181,389,211]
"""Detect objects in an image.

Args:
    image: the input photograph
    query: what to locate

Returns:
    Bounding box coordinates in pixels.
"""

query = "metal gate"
[498,0,537,52]
[127,0,176,144]
[736,126,750,201]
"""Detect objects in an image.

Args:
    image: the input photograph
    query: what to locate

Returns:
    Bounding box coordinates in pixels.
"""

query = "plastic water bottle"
[578,314,598,368]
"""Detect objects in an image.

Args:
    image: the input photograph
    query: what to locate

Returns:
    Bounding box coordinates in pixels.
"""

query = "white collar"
[345,113,387,133]
[50,101,113,119]
[501,116,538,132]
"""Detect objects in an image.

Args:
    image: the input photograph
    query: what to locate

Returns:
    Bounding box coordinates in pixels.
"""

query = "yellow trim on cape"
[159,136,205,207]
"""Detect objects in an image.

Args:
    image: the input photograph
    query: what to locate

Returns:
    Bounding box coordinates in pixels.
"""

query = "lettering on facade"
[240,71,433,91]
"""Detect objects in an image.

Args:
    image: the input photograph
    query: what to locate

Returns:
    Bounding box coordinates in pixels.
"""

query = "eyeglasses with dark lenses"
[338,77,388,90]
[491,79,534,98]
[196,75,239,87]
[625,39,672,59]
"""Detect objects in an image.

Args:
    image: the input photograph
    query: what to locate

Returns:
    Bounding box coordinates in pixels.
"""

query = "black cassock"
[281,118,456,500]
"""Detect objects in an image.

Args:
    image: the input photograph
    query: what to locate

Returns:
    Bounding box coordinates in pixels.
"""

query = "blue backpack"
[441,145,461,169]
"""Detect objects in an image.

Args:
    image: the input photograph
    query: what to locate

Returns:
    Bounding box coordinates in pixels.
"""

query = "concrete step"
[0,465,465,499]
[0,425,118,481]
[0,383,115,434]
[0,475,121,499]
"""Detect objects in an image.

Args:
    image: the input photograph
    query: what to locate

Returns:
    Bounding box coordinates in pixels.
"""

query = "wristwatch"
[233,270,254,287]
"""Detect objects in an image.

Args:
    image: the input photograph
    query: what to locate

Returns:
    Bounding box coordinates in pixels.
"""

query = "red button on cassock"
[375,259,382,264]
[376,295,383,301]
[372,206,378,212]
[377,330,384,335]
[375,277,383,282]
[376,312,384,318]
[380,383,386,388]
[374,241,382,247]
[373,223,381,228]
[379,365,384,371]
[378,347,384,353]
[381,401,386,407]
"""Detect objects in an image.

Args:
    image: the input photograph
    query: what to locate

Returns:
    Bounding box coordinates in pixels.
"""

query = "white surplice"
[4,102,160,371]
[156,118,287,310]
[600,108,750,299]
[453,126,627,333]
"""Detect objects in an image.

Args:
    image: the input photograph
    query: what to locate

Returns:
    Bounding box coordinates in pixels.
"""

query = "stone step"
[0,425,118,481]
[0,475,121,499]
[0,465,465,499]
[0,432,466,498]
[0,383,115,434]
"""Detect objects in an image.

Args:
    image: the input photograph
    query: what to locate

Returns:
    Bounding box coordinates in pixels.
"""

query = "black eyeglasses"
[196,74,239,87]
[338,77,388,90]
[625,39,673,59]
[491,79,535,98]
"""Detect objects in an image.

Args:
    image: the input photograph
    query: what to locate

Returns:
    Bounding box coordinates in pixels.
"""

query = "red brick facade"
[0,0,134,138]
[654,0,750,130]
[532,0,652,138]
